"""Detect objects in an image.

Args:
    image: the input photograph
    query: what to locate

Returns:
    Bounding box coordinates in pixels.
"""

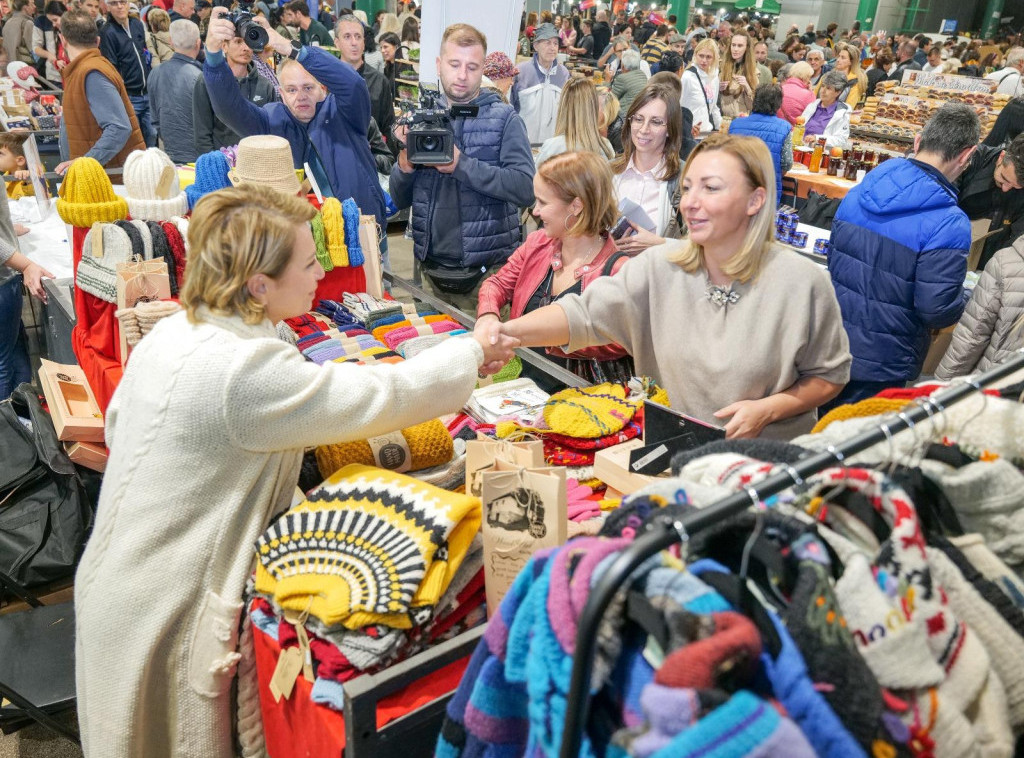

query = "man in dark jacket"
[333,14,396,156]
[591,10,612,63]
[886,40,922,82]
[148,18,202,163]
[390,22,534,311]
[99,0,154,144]
[281,0,331,47]
[193,33,275,154]
[825,103,978,410]
[202,9,387,267]
[956,134,1024,270]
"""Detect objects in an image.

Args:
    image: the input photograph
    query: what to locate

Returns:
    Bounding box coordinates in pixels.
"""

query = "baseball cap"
[669,32,685,44]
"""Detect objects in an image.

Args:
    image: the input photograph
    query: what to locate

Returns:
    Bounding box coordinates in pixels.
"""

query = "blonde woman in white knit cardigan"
[73,185,518,757]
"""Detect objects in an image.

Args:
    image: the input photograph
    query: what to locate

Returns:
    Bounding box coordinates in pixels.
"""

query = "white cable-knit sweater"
[74,308,484,757]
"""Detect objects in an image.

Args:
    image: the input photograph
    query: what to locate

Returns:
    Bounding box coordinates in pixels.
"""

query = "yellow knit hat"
[543,383,639,438]
[320,197,348,267]
[811,397,910,434]
[57,157,129,228]
[315,418,454,478]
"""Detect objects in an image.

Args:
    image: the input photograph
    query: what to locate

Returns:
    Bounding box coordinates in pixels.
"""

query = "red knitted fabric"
[70,225,122,412]
[160,221,187,288]
[654,611,763,690]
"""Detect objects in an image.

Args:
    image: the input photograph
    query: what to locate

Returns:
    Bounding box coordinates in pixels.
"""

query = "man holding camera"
[202,9,387,229]
[390,23,534,311]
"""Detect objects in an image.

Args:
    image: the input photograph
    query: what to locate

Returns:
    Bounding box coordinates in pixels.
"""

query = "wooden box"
[38,359,104,443]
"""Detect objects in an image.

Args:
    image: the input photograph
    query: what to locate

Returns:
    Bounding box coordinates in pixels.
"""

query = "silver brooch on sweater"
[706,284,741,307]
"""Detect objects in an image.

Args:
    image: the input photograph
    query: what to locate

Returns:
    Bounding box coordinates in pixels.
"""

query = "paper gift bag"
[115,258,171,365]
[358,214,384,299]
[481,460,567,613]
[464,437,544,499]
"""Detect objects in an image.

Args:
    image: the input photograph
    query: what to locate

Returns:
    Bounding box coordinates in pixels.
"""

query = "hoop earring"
[564,212,577,231]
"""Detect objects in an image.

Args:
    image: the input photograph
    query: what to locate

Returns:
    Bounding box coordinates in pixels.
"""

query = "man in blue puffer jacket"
[202,10,387,232]
[825,103,978,411]
[390,23,535,312]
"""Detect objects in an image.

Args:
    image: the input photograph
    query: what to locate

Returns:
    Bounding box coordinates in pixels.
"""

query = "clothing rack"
[558,350,1024,758]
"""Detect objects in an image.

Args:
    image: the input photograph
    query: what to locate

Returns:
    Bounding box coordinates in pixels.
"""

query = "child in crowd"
[0,132,33,199]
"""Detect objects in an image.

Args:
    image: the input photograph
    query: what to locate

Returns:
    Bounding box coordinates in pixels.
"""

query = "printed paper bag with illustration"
[464,437,544,499]
[481,460,567,613]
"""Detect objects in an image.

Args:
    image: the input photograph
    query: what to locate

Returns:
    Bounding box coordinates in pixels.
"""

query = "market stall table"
[785,165,857,200]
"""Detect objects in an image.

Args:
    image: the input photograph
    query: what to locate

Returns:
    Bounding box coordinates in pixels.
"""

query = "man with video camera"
[390,23,534,311]
[202,6,386,229]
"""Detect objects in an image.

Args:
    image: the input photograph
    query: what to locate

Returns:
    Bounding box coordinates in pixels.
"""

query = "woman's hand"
[14,223,29,236]
[714,398,776,439]
[614,223,664,254]
[21,261,54,303]
[473,314,520,375]
[734,74,750,93]
[803,134,818,146]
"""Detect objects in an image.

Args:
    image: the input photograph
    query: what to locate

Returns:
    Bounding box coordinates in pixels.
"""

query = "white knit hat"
[128,219,154,260]
[122,148,189,221]
[228,135,301,197]
[76,223,134,303]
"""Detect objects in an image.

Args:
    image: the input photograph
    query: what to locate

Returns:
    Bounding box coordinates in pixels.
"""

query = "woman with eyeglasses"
[487,135,851,440]
[610,83,683,255]
[476,151,634,383]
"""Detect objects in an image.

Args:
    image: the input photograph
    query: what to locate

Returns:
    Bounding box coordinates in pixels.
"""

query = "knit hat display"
[812,396,911,434]
[311,212,332,271]
[254,464,481,630]
[76,223,133,302]
[7,61,38,88]
[57,157,129,227]
[228,135,301,196]
[145,221,178,295]
[122,148,189,221]
[320,198,348,267]
[315,418,454,478]
[341,198,364,266]
[544,383,639,438]
[185,150,232,209]
[160,221,187,288]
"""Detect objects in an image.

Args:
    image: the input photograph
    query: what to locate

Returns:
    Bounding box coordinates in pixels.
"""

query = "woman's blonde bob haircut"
[692,37,720,70]
[180,185,316,325]
[538,151,618,237]
[667,134,776,283]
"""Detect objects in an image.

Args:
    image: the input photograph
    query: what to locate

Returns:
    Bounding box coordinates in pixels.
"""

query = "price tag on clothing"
[269,647,303,702]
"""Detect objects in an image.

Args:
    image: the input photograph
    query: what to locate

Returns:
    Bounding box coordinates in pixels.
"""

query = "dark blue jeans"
[0,274,31,400]
[129,94,156,147]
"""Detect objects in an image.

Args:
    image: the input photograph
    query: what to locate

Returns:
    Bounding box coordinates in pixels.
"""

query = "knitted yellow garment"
[254,464,481,629]
[320,197,348,267]
[545,383,638,438]
[57,157,129,228]
[811,397,911,434]
[315,418,454,479]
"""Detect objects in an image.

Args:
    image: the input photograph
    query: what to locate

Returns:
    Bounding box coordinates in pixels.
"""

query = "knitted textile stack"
[315,418,454,479]
[252,466,487,704]
[114,300,182,347]
[313,198,364,269]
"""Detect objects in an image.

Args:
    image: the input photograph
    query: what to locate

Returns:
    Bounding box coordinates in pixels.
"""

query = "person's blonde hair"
[693,37,720,70]
[147,7,169,32]
[611,83,681,182]
[834,41,867,98]
[720,31,757,90]
[788,60,814,83]
[442,22,486,53]
[181,186,317,325]
[666,134,776,283]
[554,78,614,160]
[537,151,618,237]
[598,87,620,134]
[376,12,400,40]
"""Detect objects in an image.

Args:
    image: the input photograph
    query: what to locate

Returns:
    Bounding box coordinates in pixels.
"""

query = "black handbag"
[0,383,93,590]
[798,190,842,230]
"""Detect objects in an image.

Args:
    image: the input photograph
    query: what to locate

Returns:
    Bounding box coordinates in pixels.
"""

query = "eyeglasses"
[629,114,667,130]
[281,84,319,96]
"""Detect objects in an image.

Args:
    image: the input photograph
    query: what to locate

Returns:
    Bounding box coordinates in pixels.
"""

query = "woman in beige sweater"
[74,186,516,756]
[493,134,851,440]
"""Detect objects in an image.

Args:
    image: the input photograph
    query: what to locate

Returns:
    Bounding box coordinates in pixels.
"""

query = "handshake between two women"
[473,315,523,376]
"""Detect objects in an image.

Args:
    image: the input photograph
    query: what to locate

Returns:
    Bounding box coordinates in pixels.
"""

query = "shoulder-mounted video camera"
[397,85,479,165]
[214,0,268,52]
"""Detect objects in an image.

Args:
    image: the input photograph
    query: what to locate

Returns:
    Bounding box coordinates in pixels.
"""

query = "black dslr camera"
[398,86,478,165]
[215,0,268,52]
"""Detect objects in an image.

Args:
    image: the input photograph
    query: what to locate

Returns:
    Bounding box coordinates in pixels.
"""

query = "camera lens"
[239,20,269,51]
[419,135,439,152]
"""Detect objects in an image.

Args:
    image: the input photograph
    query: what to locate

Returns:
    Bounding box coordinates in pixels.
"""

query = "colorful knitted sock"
[371,315,452,344]
[384,321,465,351]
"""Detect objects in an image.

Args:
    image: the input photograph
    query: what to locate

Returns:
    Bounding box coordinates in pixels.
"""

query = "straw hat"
[228,135,301,197]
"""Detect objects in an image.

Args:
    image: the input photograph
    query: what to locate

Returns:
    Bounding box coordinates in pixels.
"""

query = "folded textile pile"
[315,418,454,479]
[114,299,182,347]
[252,465,487,708]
